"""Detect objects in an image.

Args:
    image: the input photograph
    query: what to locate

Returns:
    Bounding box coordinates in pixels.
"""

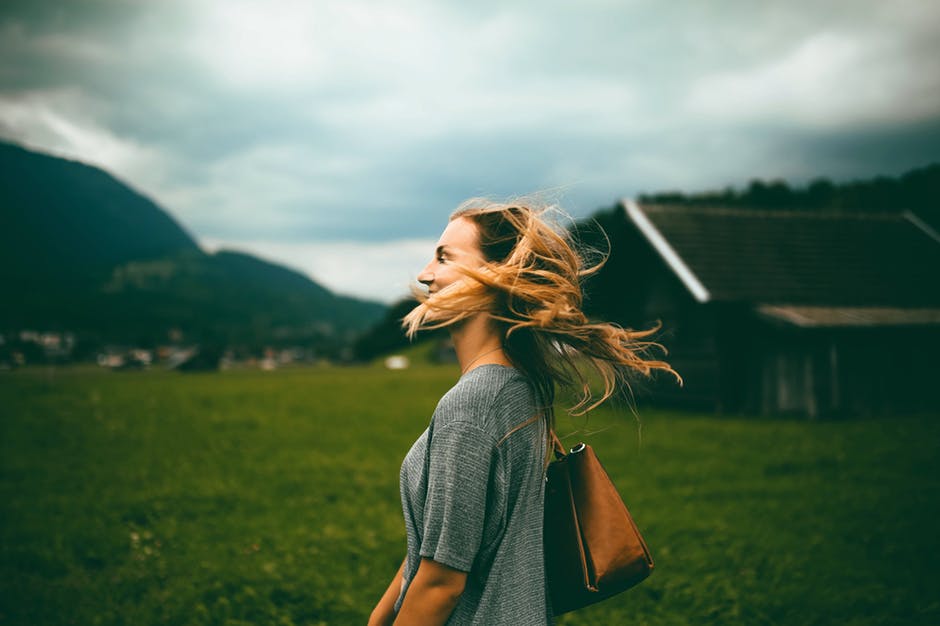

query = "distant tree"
[806,178,835,208]
[898,163,940,230]
[742,179,793,208]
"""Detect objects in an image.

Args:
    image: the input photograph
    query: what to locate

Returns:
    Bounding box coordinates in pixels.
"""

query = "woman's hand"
[367,605,396,626]
[392,557,467,625]
[368,557,406,626]
[367,609,394,626]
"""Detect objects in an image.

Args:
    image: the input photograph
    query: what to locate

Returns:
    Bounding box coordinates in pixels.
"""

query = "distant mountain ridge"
[0,140,385,349]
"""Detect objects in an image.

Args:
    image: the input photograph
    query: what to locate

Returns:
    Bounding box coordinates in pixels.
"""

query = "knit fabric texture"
[395,364,552,624]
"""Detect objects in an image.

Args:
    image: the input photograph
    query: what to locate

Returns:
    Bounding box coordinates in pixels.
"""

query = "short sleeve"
[419,420,497,572]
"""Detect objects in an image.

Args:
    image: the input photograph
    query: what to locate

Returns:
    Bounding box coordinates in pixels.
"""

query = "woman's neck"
[451,314,512,374]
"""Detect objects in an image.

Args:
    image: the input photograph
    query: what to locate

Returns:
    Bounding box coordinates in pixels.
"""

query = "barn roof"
[623,200,940,307]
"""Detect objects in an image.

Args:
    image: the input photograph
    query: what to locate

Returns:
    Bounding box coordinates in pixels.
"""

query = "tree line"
[638,162,939,219]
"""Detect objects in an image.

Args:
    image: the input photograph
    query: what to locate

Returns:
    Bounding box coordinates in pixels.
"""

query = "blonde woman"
[368,199,678,625]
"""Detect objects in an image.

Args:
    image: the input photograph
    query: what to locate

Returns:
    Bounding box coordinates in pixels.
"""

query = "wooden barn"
[607,201,940,418]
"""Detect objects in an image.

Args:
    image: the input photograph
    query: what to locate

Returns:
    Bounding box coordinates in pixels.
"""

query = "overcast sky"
[2,0,939,303]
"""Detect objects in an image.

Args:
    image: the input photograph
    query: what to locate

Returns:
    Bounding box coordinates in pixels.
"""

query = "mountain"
[0,140,385,349]
[0,141,200,289]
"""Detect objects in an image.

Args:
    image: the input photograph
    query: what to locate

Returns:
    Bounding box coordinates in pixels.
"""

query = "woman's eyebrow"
[436,245,449,256]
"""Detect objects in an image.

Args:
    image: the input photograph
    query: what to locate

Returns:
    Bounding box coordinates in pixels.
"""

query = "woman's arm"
[392,557,467,625]
[368,557,406,626]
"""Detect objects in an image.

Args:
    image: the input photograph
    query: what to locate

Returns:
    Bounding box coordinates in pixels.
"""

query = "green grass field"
[1,365,938,625]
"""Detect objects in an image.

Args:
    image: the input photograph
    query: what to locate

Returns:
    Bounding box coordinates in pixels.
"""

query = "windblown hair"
[403,198,681,442]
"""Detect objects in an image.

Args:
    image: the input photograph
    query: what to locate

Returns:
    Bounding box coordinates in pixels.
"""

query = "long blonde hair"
[403,198,681,441]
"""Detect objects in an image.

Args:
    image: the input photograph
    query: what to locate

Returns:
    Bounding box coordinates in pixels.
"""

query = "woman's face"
[417,217,485,294]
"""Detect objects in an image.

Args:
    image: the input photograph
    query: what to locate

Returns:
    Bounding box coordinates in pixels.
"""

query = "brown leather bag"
[543,431,654,615]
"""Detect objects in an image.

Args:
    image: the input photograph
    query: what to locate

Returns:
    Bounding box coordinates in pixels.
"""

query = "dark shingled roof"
[629,204,940,307]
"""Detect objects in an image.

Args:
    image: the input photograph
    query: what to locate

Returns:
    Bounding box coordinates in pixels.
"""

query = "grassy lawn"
[1,365,938,625]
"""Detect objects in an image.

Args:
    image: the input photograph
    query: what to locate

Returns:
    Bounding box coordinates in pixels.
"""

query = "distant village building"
[615,201,940,418]
[385,355,410,370]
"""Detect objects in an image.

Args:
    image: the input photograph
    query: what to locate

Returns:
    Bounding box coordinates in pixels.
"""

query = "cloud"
[685,28,940,128]
[187,1,330,91]
[0,88,173,195]
[159,141,377,240]
[1,0,939,304]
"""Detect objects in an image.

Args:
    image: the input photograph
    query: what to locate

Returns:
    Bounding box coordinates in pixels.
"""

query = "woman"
[369,199,678,625]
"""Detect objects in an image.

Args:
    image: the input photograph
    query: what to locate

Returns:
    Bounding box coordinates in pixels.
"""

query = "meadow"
[1,364,938,625]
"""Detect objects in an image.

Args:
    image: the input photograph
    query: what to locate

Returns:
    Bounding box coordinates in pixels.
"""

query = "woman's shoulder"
[433,365,535,431]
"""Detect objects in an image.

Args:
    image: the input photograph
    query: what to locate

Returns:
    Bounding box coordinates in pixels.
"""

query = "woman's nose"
[417,262,434,286]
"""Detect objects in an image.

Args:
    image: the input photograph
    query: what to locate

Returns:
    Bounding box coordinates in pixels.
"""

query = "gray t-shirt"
[396,364,552,625]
